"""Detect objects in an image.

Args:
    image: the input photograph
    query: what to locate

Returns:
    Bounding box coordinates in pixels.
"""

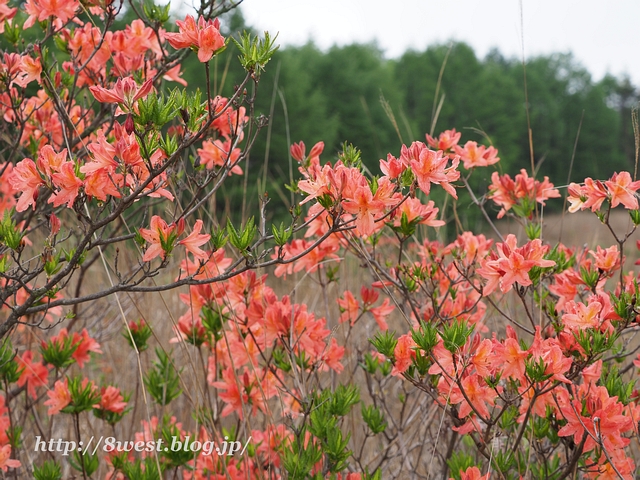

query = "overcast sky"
[241,0,640,85]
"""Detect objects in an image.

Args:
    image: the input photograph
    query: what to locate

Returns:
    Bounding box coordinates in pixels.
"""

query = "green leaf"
[144,349,182,406]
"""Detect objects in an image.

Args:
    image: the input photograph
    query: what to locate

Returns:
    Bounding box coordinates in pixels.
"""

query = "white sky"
[241,0,640,85]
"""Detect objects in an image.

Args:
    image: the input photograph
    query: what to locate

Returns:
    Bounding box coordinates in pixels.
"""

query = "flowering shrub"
[0,1,639,479]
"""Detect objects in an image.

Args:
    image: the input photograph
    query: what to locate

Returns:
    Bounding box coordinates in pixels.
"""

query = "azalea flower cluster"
[292,139,457,238]
[374,230,640,478]
[567,171,640,212]
[120,249,347,477]
[165,15,226,63]
[10,329,127,466]
[8,122,174,212]
[2,0,640,474]
[489,168,561,218]
[283,123,640,477]
[175,247,345,380]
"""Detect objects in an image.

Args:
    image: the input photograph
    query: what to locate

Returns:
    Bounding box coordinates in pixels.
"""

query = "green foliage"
[123,318,153,352]
[0,339,21,384]
[610,285,639,322]
[411,321,439,354]
[176,89,207,134]
[370,330,397,359]
[160,422,192,468]
[65,377,102,414]
[233,30,279,76]
[0,210,24,251]
[525,356,552,383]
[298,386,359,475]
[361,352,380,374]
[143,0,170,24]
[282,435,323,480]
[137,90,180,129]
[440,320,474,353]
[579,266,600,290]
[33,460,62,480]
[210,225,229,250]
[42,249,63,278]
[531,454,561,480]
[491,449,515,476]
[601,364,635,405]
[272,221,292,246]
[361,404,386,434]
[338,142,362,168]
[227,217,257,252]
[328,384,360,417]
[69,450,99,477]
[390,211,420,237]
[40,334,78,369]
[3,21,19,44]
[525,222,541,240]
[144,349,182,405]
[121,456,163,480]
[201,305,225,343]
[447,452,476,480]
[573,328,618,358]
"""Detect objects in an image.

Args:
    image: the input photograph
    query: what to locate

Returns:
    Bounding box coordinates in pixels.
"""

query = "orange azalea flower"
[290,140,324,164]
[165,15,225,63]
[562,300,601,331]
[605,171,640,209]
[321,338,345,373]
[44,378,71,415]
[36,145,67,177]
[492,337,527,383]
[391,333,416,376]
[178,219,210,261]
[8,158,43,211]
[591,245,621,272]
[454,466,490,480]
[162,64,188,86]
[407,142,460,198]
[0,445,20,472]
[558,385,634,453]
[454,141,500,169]
[72,329,102,368]
[488,169,560,218]
[24,0,79,29]
[425,128,461,152]
[89,77,153,111]
[457,374,495,419]
[197,139,243,174]
[13,55,41,88]
[139,215,177,262]
[337,290,359,325]
[94,386,127,413]
[393,197,445,228]
[17,351,49,399]
[478,234,555,294]
[342,184,386,237]
[380,152,407,179]
[369,298,394,331]
[0,0,16,34]
[48,161,83,208]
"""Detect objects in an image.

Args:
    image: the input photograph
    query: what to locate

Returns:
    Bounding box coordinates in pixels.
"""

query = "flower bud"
[176,217,186,237]
[49,214,60,235]
[124,114,135,135]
